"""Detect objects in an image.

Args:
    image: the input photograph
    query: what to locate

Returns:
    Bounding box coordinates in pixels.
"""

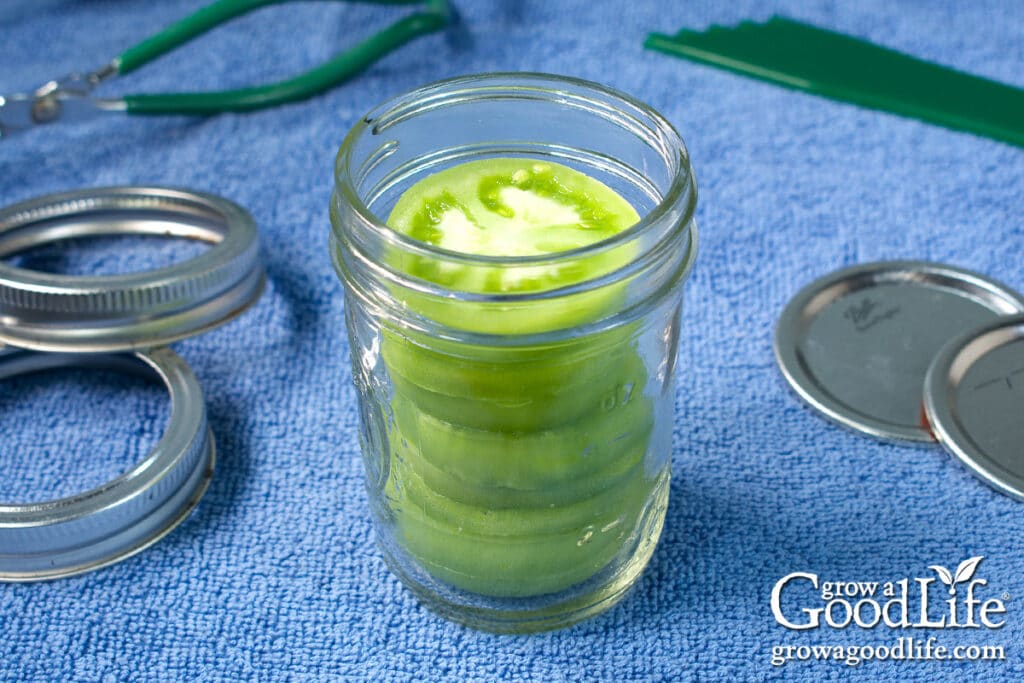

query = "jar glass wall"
[331,73,697,633]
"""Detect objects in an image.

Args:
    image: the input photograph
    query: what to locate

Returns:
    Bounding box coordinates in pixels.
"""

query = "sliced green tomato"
[401,437,647,509]
[381,322,637,405]
[397,512,628,598]
[388,343,645,432]
[388,157,639,262]
[387,459,654,597]
[393,454,649,537]
[390,378,653,499]
[385,157,641,335]
[394,285,632,337]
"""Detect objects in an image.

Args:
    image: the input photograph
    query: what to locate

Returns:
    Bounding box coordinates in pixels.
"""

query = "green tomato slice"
[390,364,653,500]
[388,157,639,265]
[392,454,648,538]
[398,514,628,598]
[387,458,654,597]
[396,512,629,598]
[399,436,648,509]
[384,157,641,336]
[382,323,642,432]
[385,348,638,432]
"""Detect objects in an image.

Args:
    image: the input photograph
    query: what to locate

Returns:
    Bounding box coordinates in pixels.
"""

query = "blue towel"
[2,1,1022,680]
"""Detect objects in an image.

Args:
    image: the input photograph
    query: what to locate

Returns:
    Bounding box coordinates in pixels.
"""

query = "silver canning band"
[0,186,264,352]
[0,346,214,581]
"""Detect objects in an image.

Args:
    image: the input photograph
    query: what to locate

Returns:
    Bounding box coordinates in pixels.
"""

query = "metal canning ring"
[0,346,214,581]
[0,186,265,352]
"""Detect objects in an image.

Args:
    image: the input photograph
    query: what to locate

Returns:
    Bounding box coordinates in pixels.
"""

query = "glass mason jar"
[330,73,697,633]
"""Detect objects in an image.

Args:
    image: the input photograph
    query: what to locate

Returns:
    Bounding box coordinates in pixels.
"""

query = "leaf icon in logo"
[929,565,954,587]
[929,557,984,596]
[954,556,984,584]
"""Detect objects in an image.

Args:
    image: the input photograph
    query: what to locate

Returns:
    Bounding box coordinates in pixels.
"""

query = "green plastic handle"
[645,16,1024,149]
[118,0,451,115]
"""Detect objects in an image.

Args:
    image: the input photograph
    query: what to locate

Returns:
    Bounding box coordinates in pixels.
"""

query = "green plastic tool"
[0,0,454,137]
[645,16,1024,148]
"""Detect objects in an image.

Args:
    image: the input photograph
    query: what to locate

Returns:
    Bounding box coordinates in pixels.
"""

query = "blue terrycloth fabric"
[2,1,1023,680]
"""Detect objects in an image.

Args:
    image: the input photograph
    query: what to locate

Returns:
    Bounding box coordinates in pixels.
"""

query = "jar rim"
[333,72,697,269]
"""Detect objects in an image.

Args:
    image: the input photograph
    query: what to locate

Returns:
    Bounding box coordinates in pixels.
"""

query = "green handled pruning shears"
[0,0,453,138]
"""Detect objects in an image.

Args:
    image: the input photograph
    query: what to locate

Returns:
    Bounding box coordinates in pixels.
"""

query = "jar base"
[377,468,670,634]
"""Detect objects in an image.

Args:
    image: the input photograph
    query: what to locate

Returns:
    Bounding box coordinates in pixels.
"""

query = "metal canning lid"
[774,261,1024,442]
[0,186,265,352]
[0,346,214,581]
[924,315,1024,501]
